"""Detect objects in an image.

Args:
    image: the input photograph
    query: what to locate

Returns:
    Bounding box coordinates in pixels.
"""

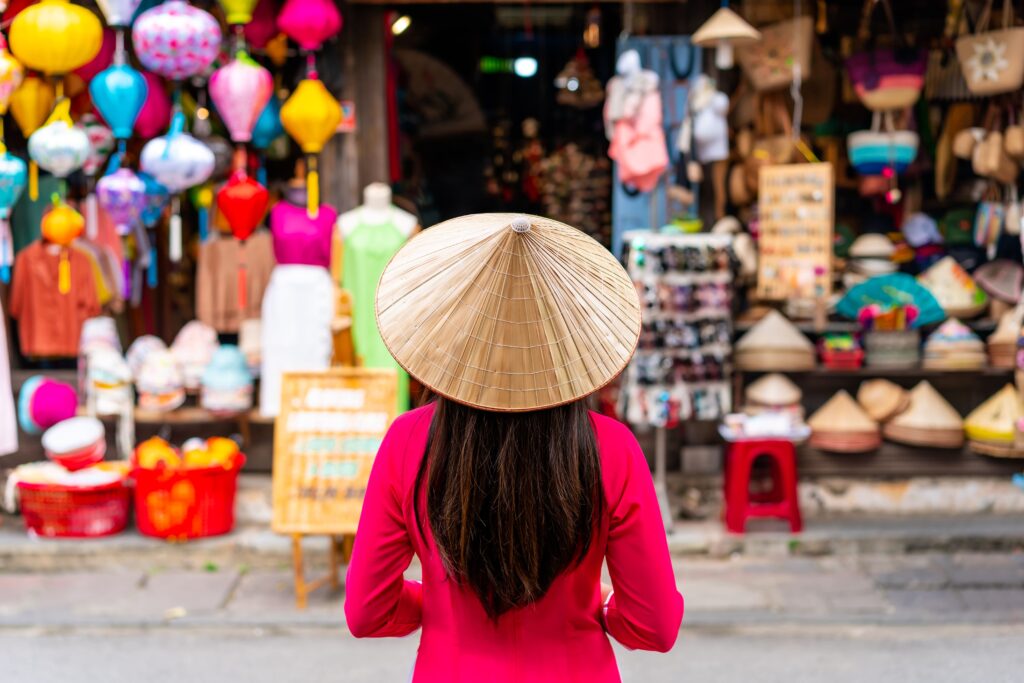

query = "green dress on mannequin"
[342,212,410,412]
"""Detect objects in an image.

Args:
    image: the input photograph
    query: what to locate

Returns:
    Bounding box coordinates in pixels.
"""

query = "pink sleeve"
[602,425,684,652]
[344,417,423,638]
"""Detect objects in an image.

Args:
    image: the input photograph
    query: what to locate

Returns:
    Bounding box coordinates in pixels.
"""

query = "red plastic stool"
[723,439,802,534]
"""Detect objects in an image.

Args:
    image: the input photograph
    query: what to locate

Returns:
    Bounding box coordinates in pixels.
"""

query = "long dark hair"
[414,396,603,620]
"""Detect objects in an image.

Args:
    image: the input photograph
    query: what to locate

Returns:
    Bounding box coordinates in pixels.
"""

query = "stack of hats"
[965,384,1022,458]
[201,345,254,415]
[84,347,135,459]
[856,379,910,422]
[845,234,896,287]
[137,350,186,412]
[918,256,988,319]
[127,336,168,381]
[987,309,1022,369]
[743,373,803,415]
[807,390,881,453]
[974,259,1024,318]
[883,381,964,448]
[922,319,986,369]
[735,311,816,371]
[171,321,219,393]
[41,416,106,472]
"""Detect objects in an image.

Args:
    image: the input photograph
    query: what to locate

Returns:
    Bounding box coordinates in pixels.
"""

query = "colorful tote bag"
[845,0,926,112]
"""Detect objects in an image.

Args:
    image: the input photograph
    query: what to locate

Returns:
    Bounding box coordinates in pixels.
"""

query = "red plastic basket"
[18,480,131,538]
[132,455,245,541]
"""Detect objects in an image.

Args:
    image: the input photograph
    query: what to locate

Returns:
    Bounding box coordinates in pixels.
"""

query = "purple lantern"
[97,168,146,236]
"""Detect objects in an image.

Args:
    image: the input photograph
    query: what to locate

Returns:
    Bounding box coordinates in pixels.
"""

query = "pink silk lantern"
[134,71,171,139]
[73,27,115,83]
[269,199,335,268]
[243,0,277,50]
[208,51,273,144]
[277,0,341,52]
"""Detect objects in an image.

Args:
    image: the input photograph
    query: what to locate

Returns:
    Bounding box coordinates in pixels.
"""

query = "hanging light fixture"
[692,3,761,70]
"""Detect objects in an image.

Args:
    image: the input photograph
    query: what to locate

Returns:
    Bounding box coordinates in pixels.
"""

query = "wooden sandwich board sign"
[271,368,398,607]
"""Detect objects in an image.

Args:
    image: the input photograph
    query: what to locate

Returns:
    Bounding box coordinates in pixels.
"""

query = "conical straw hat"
[808,390,878,433]
[965,384,1020,444]
[376,213,641,412]
[856,379,909,422]
[990,308,1024,344]
[693,7,761,46]
[746,373,802,406]
[735,310,814,352]
[888,381,963,431]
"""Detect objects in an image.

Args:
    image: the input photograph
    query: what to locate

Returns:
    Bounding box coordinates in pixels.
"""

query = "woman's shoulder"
[589,412,644,470]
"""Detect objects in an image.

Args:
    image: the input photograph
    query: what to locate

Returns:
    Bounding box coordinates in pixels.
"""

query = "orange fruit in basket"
[136,437,179,469]
[206,437,240,468]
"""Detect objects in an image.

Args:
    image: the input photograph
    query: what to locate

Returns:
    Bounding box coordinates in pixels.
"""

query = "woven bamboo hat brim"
[886,381,963,432]
[693,7,761,46]
[965,384,1020,444]
[735,310,814,352]
[808,390,879,433]
[746,373,802,406]
[857,379,910,422]
[375,213,641,412]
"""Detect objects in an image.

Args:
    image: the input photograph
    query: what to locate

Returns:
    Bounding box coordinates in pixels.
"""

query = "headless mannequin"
[338,183,417,238]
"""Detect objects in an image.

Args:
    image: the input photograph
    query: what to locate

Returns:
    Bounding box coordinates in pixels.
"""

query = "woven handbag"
[847,111,919,176]
[845,0,927,112]
[737,16,814,92]
[955,0,1024,96]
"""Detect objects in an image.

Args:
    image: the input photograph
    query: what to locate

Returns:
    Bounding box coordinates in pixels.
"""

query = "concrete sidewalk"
[2,553,1023,630]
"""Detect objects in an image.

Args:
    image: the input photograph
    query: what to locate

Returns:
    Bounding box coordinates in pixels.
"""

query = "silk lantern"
[0,144,26,282]
[133,1,222,82]
[73,27,115,83]
[90,63,148,141]
[252,96,283,149]
[0,36,24,122]
[244,0,278,50]
[134,71,171,139]
[28,99,90,179]
[138,171,168,228]
[76,114,114,178]
[41,194,84,294]
[217,171,268,242]
[209,52,273,145]
[280,77,341,217]
[97,0,143,27]
[277,0,342,52]
[219,0,259,25]
[9,0,103,77]
[10,75,55,138]
[97,167,146,236]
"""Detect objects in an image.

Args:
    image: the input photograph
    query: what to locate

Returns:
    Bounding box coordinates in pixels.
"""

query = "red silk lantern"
[216,170,267,241]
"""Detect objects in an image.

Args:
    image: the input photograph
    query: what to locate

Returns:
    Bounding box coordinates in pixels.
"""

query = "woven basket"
[864,330,920,368]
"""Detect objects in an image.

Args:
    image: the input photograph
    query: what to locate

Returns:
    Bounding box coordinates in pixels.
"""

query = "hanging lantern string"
[306,53,316,79]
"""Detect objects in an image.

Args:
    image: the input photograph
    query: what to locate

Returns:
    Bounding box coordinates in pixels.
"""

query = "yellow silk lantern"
[280,78,341,217]
[219,0,259,25]
[10,76,56,200]
[9,0,103,76]
[0,38,24,118]
[41,193,85,294]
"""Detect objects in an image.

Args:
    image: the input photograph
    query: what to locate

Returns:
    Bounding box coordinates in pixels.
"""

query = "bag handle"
[857,0,906,48]
[976,0,1015,33]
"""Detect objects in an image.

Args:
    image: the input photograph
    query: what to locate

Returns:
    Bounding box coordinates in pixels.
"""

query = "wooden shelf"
[737,366,1015,378]
[78,407,274,425]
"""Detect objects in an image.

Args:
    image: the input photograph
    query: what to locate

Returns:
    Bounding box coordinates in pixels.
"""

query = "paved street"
[2,552,1023,680]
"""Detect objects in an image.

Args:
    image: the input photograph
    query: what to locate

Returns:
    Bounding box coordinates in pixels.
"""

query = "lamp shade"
[280,78,341,154]
[132,0,222,81]
[251,95,284,150]
[73,27,115,82]
[243,0,278,50]
[90,63,148,141]
[0,36,25,116]
[28,100,90,178]
[133,71,171,139]
[97,167,146,236]
[277,0,342,51]
[0,150,27,219]
[216,170,268,241]
[10,76,54,139]
[208,52,274,143]
[9,0,103,75]
[140,115,215,193]
[41,199,85,246]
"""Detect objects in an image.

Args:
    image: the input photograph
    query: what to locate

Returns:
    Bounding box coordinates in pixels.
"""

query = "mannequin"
[337,183,418,412]
[604,49,669,193]
[682,76,730,219]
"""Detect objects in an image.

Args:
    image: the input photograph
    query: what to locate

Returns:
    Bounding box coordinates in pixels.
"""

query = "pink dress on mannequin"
[606,70,669,193]
[345,404,684,682]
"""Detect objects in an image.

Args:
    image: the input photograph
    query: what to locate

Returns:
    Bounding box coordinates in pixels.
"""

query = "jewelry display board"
[756,163,834,301]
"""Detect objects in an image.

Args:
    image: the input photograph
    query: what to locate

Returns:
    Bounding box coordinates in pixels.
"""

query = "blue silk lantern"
[90,63,148,141]
[251,96,283,150]
[0,147,27,283]
[137,171,168,228]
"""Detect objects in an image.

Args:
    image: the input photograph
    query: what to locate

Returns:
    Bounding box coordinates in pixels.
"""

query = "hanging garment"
[10,240,100,358]
[259,264,335,417]
[0,299,16,456]
[195,230,275,333]
[606,70,670,193]
[342,212,410,412]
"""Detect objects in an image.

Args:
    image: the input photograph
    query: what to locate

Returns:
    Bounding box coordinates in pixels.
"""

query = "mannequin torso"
[338,183,417,238]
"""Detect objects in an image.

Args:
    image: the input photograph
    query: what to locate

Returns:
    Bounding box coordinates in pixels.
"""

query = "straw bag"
[741,93,803,198]
[926,0,977,100]
[737,16,814,92]
[847,111,919,176]
[971,103,1019,185]
[845,0,926,112]
[956,0,1024,96]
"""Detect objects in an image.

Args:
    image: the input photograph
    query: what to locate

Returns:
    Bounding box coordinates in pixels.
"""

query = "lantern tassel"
[0,217,11,284]
[85,192,99,240]
[169,212,182,262]
[198,206,209,241]
[307,159,319,218]
[29,161,38,201]
[237,263,248,312]
[58,249,71,295]
[122,257,132,301]
[148,246,158,288]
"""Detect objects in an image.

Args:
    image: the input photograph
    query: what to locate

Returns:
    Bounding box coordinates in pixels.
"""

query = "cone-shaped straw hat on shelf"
[922,318,986,370]
[965,384,1021,451]
[918,256,987,319]
[735,310,815,370]
[692,6,761,69]
[883,381,964,448]
[987,308,1022,369]
[856,378,910,423]
[808,390,881,453]
[375,214,641,412]
[745,373,802,408]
